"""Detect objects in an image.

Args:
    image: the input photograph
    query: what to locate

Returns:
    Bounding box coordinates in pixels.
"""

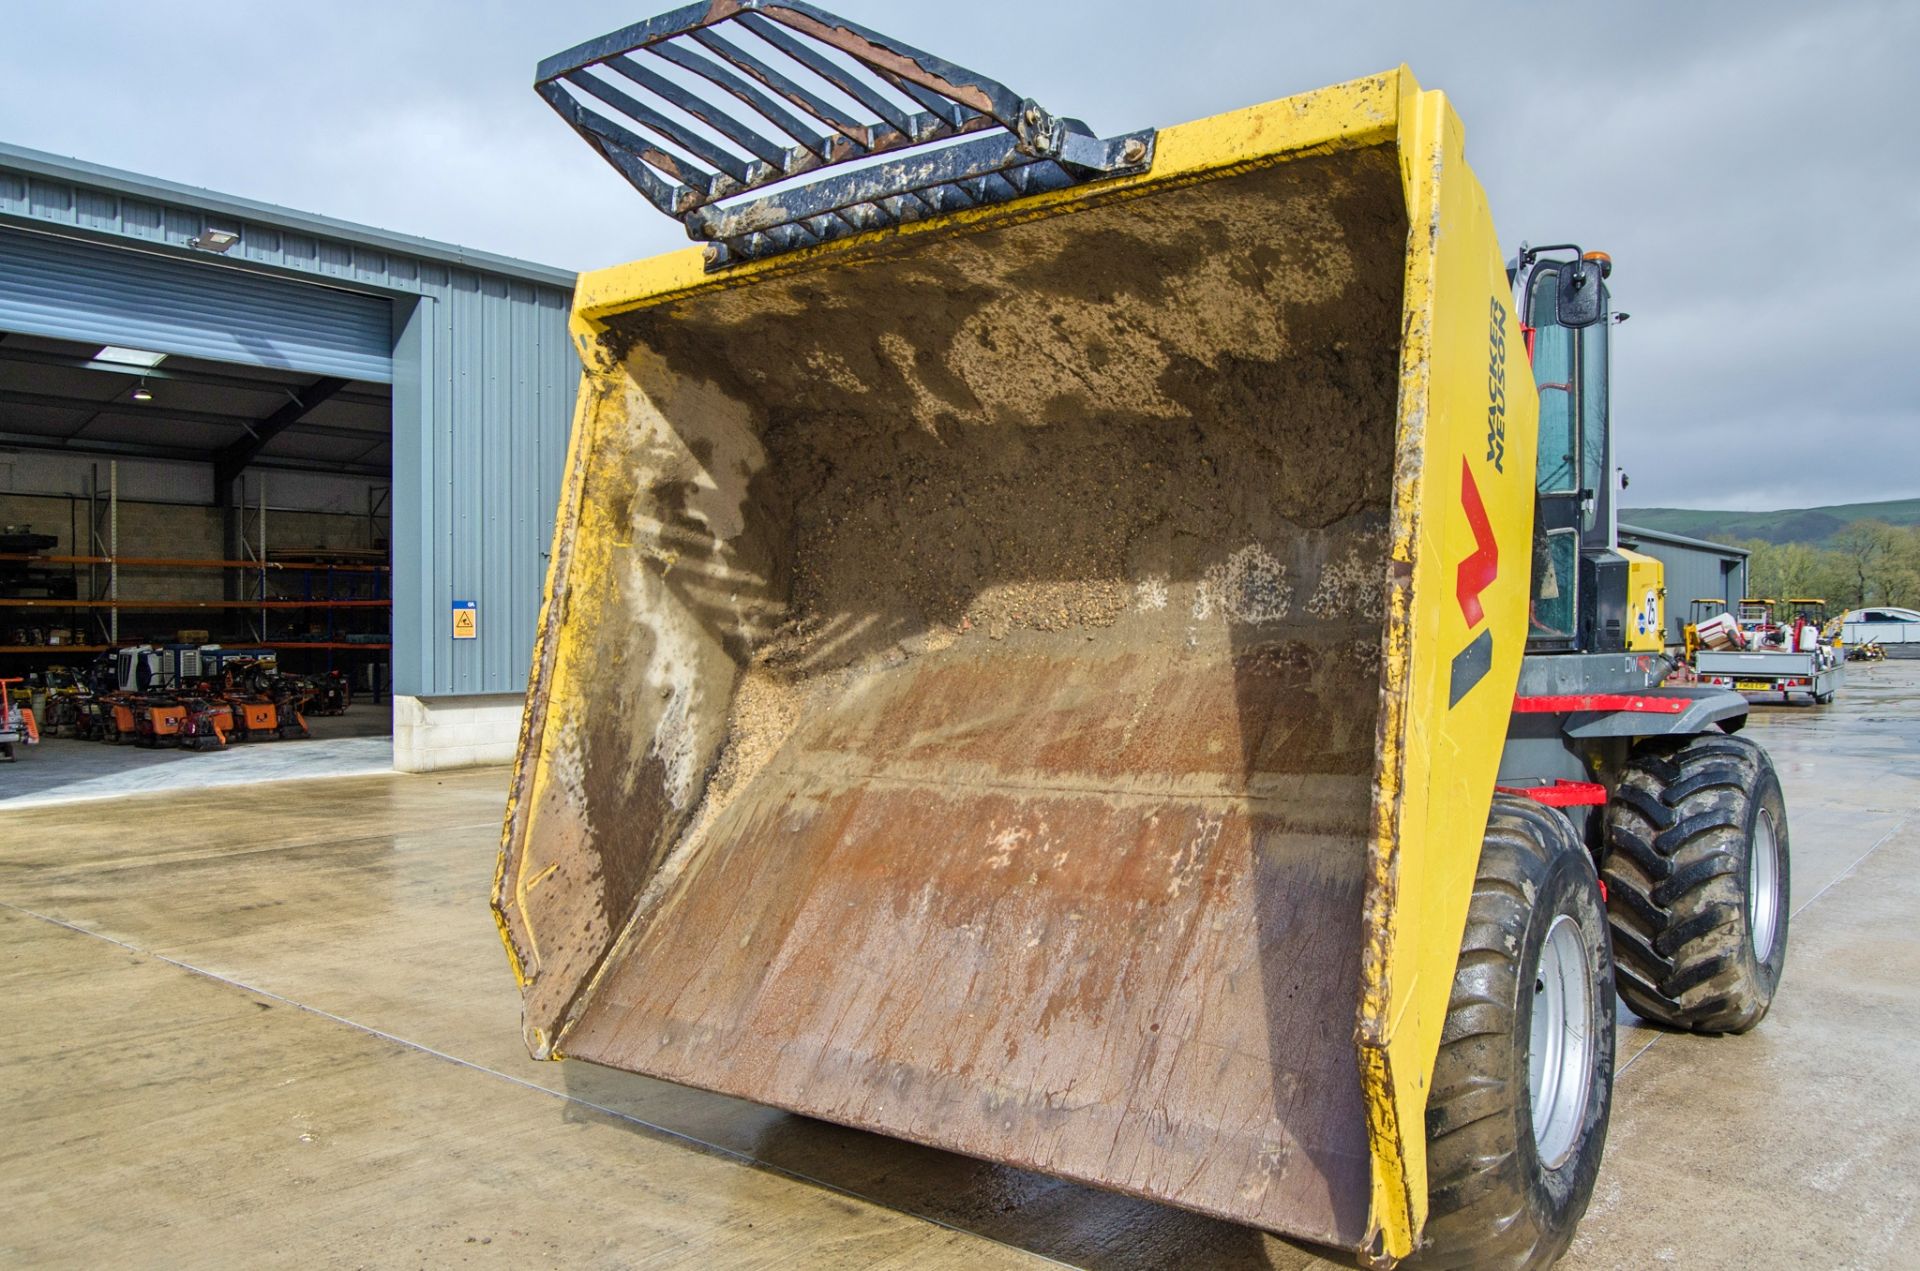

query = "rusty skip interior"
[514,140,1410,1248]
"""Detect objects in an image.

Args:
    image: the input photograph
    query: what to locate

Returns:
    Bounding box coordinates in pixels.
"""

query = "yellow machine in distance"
[1618,547,1667,652]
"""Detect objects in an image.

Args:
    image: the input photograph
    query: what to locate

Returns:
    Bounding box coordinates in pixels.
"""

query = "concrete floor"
[2,665,1915,1269]
[0,701,393,809]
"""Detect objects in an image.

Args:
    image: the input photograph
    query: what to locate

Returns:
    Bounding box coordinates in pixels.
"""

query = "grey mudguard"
[1560,685,1750,739]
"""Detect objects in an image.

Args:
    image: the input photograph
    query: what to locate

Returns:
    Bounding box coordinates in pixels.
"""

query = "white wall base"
[393,693,526,773]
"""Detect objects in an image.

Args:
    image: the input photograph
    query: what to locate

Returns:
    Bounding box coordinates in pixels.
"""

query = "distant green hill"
[1623,498,1920,546]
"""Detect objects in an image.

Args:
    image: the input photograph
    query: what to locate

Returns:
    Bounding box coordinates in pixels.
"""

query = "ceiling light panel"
[94,346,169,369]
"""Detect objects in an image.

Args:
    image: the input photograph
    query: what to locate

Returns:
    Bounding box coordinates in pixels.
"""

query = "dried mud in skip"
[613,148,1406,841]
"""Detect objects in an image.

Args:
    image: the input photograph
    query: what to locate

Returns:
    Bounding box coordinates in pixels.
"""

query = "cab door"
[1522,270,1578,648]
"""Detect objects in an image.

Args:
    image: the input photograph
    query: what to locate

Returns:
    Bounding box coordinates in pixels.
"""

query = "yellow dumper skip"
[496,67,1538,1261]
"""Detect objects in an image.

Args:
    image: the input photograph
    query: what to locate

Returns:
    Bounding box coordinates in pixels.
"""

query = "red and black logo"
[1450,458,1498,706]
[1451,295,1510,706]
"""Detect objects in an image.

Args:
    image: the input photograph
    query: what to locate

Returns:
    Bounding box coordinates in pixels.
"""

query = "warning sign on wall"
[452,600,477,640]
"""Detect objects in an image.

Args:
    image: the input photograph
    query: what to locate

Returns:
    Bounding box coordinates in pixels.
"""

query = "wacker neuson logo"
[1485,294,1508,473]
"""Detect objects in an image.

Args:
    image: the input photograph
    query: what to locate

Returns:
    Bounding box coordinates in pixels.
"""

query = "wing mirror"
[1556,257,1607,328]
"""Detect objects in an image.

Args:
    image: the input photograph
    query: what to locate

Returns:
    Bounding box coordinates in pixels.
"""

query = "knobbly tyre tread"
[1408,794,1614,1270]
[1601,733,1789,1033]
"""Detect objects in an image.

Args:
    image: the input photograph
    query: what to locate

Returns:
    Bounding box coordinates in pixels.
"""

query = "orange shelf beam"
[0,553,389,572]
[259,642,392,651]
[0,598,390,610]
[0,642,387,653]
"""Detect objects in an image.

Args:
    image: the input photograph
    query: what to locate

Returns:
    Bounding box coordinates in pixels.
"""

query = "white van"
[1842,606,1920,647]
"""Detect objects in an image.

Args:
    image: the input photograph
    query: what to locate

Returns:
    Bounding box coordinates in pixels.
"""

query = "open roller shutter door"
[0,227,392,382]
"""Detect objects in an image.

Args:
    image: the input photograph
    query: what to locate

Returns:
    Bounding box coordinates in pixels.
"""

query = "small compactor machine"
[496,8,1793,1266]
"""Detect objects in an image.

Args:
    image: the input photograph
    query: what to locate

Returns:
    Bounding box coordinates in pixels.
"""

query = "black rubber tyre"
[1411,795,1615,1270]
[1601,733,1789,1033]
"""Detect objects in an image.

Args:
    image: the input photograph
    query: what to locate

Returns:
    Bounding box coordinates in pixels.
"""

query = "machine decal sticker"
[1449,629,1494,707]
[1635,589,1659,641]
[1450,441,1502,708]
[1456,457,1499,628]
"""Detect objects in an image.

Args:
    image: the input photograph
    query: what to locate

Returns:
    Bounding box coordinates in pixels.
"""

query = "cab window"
[1532,529,1577,641]
[1579,318,1607,530]
[1526,268,1579,644]
[1529,270,1576,495]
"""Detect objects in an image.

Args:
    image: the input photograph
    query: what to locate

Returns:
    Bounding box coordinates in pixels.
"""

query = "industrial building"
[1619,522,1752,647]
[0,142,576,776]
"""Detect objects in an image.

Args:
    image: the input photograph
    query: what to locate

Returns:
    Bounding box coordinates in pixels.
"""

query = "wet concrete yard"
[3,664,1916,1268]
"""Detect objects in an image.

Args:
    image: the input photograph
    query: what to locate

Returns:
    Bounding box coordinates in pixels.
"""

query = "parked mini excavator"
[495,7,1791,1267]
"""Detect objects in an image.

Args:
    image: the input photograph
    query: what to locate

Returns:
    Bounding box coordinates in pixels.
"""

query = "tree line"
[1741,521,1920,610]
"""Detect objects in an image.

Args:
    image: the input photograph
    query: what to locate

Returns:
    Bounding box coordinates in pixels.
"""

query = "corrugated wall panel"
[473,279,493,692]
[448,272,481,694]
[433,280,459,695]
[484,282,517,692]
[1,145,578,699]
[391,295,432,705]
[511,289,539,690]
[0,226,393,381]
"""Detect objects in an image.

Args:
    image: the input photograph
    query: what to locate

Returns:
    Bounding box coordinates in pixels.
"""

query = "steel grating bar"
[604,55,792,168]
[647,41,838,160]
[564,69,748,184]
[868,66,978,131]
[733,12,924,139]
[756,1,1028,121]
[688,27,879,148]
[539,82,690,211]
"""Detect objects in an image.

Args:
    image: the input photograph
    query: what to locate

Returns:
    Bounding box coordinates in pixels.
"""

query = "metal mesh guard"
[536,1,1154,267]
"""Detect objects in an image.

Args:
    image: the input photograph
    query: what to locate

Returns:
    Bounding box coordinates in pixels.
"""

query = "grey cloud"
[2,0,1913,509]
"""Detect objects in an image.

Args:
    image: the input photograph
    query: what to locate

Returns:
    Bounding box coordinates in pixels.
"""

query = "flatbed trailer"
[1697,648,1843,704]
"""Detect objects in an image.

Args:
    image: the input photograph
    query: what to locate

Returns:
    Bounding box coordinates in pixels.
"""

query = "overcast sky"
[4,1,1915,510]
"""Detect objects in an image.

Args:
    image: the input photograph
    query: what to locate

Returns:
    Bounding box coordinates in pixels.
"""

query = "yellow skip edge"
[1360,74,1541,1260]
[492,358,606,995]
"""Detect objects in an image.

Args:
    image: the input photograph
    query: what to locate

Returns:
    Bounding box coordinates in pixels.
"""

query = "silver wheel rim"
[1529,913,1595,1170]
[1750,809,1781,962]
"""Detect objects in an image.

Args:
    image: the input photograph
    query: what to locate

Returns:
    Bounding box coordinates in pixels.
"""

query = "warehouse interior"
[0,329,395,796]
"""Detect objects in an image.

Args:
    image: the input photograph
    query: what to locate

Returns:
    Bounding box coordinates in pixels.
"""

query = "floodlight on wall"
[189,228,240,253]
